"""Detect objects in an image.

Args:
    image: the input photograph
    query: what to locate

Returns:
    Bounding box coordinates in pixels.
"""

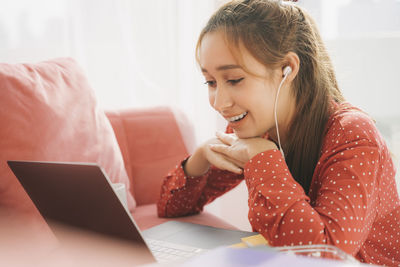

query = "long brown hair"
[196,0,345,193]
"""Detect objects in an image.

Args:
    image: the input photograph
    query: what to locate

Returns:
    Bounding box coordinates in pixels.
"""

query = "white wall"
[327,35,400,118]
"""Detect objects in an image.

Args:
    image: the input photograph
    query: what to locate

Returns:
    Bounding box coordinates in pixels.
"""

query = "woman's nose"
[212,85,234,112]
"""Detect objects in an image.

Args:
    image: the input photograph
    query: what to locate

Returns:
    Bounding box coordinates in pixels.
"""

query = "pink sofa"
[106,107,237,231]
[0,58,236,242]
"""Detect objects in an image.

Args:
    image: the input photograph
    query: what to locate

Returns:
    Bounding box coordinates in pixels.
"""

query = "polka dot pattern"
[157,157,243,217]
[157,103,399,266]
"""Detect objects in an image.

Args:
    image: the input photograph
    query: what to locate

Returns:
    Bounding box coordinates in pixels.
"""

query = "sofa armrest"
[106,107,195,206]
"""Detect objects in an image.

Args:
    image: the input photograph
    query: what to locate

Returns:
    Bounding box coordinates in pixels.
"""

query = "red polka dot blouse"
[157,102,400,266]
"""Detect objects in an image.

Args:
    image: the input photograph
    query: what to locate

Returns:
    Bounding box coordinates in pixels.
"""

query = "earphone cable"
[274,74,288,160]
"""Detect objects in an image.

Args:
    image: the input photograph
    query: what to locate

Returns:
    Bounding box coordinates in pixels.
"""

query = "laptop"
[7,160,257,264]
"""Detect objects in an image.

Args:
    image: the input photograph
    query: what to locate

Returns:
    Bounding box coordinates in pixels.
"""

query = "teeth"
[227,112,248,122]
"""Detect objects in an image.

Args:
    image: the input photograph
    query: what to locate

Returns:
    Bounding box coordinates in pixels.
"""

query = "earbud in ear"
[283,66,292,77]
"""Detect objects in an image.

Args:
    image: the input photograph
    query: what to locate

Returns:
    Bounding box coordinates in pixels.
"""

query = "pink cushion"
[106,108,194,205]
[0,58,136,238]
[132,204,238,231]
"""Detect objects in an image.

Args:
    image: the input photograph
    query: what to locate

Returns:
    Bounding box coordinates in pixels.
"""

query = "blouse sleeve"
[157,157,244,217]
[245,122,381,256]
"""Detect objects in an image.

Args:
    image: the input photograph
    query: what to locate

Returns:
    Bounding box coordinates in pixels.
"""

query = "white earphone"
[283,66,292,77]
[274,65,292,159]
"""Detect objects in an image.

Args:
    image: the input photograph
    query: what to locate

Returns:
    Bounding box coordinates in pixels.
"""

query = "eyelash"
[204,80,216,87]
[204,78,244,87]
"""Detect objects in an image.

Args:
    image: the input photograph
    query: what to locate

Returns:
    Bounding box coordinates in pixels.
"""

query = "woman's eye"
[227,78,244,85]
[204,80,216,87]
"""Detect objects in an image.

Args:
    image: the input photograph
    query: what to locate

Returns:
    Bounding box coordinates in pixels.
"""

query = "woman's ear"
[282,52,300,82]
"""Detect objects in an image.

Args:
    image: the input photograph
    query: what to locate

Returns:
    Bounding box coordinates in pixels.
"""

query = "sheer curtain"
[0,0,219,144]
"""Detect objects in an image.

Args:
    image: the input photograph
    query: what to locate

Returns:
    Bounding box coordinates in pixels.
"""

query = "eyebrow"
[201,64,242,73]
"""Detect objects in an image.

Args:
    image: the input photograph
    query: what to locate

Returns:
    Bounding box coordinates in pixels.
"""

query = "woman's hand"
[184,131,278,177]
[201,137,244,174]
[209,131,278,169]
[183,137,243,177]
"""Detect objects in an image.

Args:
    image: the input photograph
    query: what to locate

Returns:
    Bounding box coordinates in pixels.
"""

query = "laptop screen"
[7,160,156,263]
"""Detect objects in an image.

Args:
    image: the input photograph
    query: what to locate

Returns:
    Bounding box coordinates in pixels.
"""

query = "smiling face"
[199,31,295,140]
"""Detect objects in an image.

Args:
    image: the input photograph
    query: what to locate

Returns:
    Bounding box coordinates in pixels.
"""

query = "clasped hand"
[204,131,277,174]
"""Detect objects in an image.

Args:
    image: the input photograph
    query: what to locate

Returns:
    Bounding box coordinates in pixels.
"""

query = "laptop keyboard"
[146,238,207,263]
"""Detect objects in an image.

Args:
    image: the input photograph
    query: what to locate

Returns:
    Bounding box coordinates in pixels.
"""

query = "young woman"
[157,0,400,265]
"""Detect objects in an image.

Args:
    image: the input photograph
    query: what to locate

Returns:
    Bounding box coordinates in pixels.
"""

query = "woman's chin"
[233,130,262,139]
